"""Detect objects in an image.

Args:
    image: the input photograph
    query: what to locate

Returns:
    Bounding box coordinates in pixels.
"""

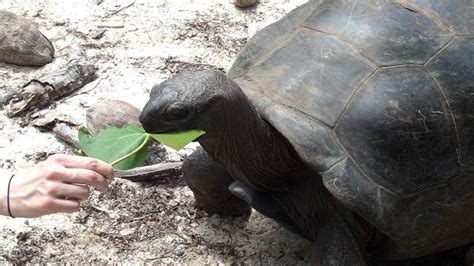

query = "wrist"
[0,170,13,217]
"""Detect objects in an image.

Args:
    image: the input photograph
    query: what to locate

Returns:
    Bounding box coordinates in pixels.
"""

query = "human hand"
[0,154,114,218]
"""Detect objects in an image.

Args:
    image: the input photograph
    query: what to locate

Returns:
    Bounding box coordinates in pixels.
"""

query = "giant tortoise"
[139,0,474,264]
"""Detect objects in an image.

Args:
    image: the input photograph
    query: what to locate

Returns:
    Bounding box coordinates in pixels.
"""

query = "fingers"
[51,183,91,201]
[50,198,81,213]
[47,154,114,181]
[8,154,113,218]
[62,168,110,192]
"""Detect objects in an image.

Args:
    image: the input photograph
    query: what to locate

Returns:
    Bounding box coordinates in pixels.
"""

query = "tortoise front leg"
[183,146,251,217]
[230,178,368,265]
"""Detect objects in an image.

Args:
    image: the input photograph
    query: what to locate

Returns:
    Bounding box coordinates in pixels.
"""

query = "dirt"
[0,0,312,264]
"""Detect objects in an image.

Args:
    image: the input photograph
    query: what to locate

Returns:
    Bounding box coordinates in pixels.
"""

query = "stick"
[52,122,81,148]
[103,0,136,18]
[114,162,183,182]
[6,43,95,118]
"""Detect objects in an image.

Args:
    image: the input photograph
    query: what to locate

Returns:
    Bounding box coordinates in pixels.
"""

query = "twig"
[103,0,136,18]
[89,205,111,216]
[114,162,183,182]
[59,79,101,103]
[96,22,125,29]
[52,122,81,148]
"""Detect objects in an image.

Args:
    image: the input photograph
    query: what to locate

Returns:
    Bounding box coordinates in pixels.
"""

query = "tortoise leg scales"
[183,147,251,217]
[309,217,367,266]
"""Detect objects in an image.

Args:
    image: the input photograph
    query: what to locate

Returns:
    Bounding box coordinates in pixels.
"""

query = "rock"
[0,11,55,66]
[233,0,257,8]
[86,99,141,135]
[119,228,136,236]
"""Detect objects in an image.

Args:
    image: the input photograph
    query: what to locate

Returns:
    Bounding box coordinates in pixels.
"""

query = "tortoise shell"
[228,0,474,258]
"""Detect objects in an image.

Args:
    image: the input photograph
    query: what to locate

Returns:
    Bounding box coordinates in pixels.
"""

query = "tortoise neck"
[199,85,305,191]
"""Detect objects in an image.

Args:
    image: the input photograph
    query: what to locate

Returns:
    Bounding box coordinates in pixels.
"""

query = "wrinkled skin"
[0,11,54,66]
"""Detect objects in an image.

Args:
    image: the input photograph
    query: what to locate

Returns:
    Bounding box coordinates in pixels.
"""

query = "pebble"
[119,228,136,236]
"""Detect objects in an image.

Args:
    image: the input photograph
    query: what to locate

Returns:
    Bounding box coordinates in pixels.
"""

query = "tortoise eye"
[165,104,189,120]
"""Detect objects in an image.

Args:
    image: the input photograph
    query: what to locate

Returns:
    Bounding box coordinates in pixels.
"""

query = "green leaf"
[78,124,205,170]
[150,130,206,150]
[78,125,149,170]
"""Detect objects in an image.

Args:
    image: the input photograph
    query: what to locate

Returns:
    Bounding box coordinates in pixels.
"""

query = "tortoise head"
[139,69,234,134]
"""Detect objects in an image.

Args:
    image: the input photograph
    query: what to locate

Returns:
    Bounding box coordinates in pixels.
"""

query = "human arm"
[0,154,113,218]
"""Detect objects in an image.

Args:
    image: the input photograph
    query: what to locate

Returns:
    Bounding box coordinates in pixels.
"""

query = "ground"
[0,0,313,264]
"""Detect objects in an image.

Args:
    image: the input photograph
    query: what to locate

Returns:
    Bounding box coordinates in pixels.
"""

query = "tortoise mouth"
[142,126,177,134]
[145,127,205,144]
[140,109,179,134]
[155,129,182,134]
[141,123,195,135]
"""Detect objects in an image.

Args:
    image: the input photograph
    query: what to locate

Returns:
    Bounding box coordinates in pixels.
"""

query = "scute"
[302,0,453,65]
[322,157,474,258]
[426,37,474,167]
[246,29,375,126]
[335,66,459,195]
[410,0,474,35]
[260,104,347,172]
[228,1,321,78]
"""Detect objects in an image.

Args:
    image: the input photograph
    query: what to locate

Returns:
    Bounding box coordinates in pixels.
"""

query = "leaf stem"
[111,134,151,166]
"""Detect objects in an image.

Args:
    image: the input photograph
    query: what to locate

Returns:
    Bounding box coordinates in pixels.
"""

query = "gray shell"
[229,0,474,258]
[0,11,54,66]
